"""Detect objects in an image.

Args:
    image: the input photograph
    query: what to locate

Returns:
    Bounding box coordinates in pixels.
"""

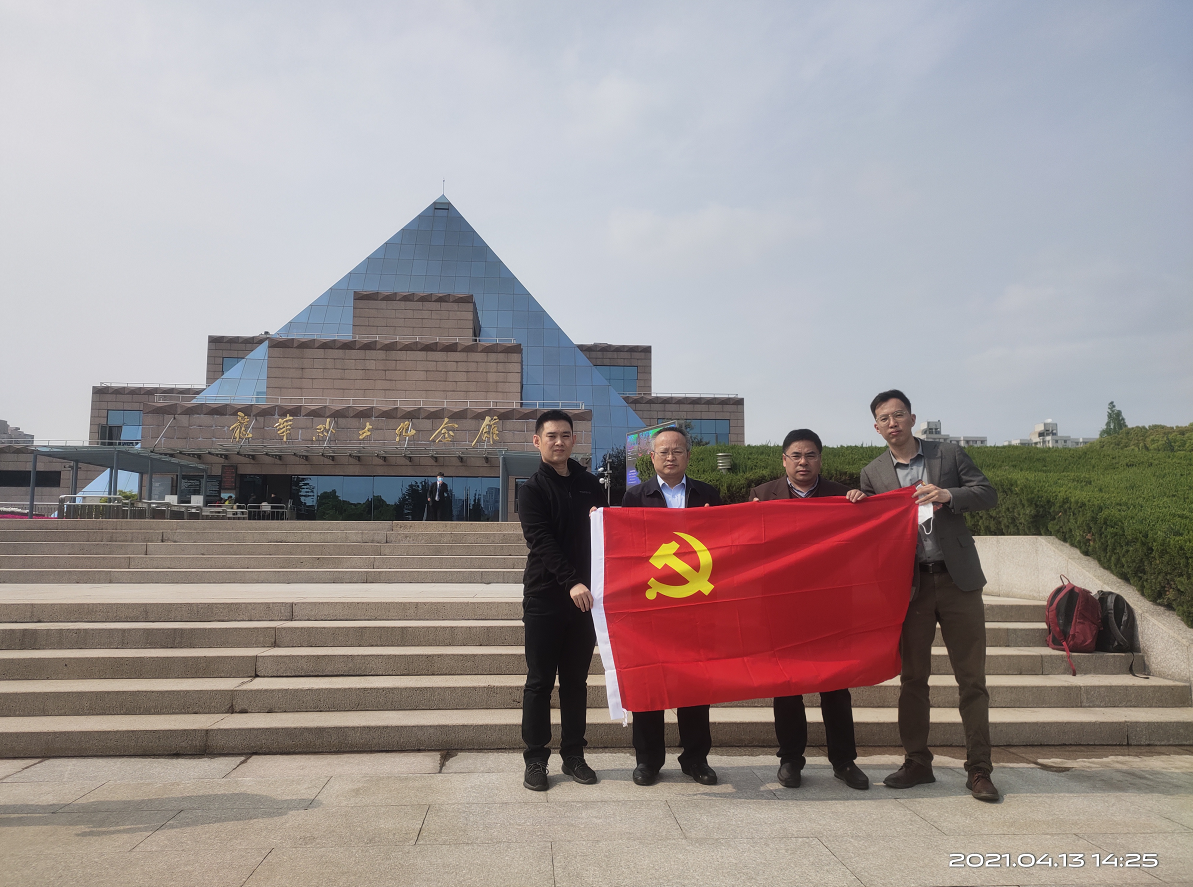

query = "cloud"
[606,204,820,271]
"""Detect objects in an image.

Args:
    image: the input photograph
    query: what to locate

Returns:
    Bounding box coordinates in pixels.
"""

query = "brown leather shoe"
[966,771,1000,802]
[882,760,935,789]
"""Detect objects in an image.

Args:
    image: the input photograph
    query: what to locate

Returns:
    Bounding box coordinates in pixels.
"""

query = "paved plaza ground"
[1,745,1190,887]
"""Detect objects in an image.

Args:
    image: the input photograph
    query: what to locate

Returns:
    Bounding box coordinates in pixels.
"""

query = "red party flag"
[590,487,919,718]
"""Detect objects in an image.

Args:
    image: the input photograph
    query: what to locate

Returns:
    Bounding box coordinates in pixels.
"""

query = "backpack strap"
[1100,590,1149,680]
[1061,638,1077,676]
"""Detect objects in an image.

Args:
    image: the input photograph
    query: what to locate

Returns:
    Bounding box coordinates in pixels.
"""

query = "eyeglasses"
[783,451,820,462]
[875,410,909,426]
[653,449,688,458]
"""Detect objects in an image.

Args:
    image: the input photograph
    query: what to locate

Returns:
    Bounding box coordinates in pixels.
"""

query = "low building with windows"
[1004,420,1094,448]
[916,420,987,448]
[0,197,745,520]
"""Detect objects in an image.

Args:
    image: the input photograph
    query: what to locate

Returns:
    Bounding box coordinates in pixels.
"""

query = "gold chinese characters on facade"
[229,412,253,442]
[273,414,294,442]
[314,419,335,442]
[471,416,500,447]
[429,418,458,443]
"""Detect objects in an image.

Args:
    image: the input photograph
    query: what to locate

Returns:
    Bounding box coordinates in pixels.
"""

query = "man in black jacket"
[748,428,871,792]
[622,425,722,787]
[518,409,607,792]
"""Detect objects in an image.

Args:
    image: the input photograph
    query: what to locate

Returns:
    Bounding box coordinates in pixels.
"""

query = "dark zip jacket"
[518,457,606,616]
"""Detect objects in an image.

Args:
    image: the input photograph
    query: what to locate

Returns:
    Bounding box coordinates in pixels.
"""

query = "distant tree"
[1100,401,1128,438]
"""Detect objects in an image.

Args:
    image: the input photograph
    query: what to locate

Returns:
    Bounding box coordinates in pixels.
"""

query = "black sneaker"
[561,756,598,785]
[523,761,549,792]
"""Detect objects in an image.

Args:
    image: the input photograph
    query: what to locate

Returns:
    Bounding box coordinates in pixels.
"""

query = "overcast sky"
[2,0,1189,445]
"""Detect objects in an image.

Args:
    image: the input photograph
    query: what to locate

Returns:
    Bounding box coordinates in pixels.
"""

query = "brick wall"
[624,395,746,445]
[576,344,652,395]
[353,292,478,340]
[265,340,522,403]
[90,387,205,445]
[206,336,267,385]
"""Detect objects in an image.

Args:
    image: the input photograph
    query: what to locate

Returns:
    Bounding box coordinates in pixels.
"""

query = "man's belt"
[918,561,948,574]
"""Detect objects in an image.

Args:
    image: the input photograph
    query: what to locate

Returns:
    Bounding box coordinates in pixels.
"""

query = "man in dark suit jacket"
[859,389,999,802]
[427,472,452,521]
[748,428,871,792]
[621,425,721,787]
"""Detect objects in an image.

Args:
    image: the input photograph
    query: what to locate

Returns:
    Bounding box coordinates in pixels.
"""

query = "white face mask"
[918,502,935,534]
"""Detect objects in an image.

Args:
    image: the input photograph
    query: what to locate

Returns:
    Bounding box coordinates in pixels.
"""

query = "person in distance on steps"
[749,428,871,792]
[859,389,1000,802]
[621,425,721,787]
[517,410,606,792]
[427,471,453,521]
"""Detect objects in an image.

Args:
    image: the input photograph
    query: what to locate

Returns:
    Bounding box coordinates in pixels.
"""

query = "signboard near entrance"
[625,420,678,488]
[219,465,237,497]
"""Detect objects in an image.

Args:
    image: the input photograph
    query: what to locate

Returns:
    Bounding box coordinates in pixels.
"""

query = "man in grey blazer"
[859,389,1000,802]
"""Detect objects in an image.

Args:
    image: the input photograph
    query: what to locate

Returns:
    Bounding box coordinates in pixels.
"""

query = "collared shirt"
[658,476,687,509]
[786,476,820,499]
[890,441,945,563]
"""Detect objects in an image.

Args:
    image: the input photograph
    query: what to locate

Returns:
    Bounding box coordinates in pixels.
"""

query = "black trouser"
[522,608,596,765]
[428,499,452,520]
[631,706,712,771]
[774,689,857,769]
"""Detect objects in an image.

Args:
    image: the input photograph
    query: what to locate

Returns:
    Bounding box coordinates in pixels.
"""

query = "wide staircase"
[0,520,1189,755]
[0,519,525,584]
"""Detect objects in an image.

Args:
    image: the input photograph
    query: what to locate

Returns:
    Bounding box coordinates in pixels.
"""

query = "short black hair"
[870,389,911,417]
[535,409,573,434]
[436,471,444,477]
[782,429,822,453]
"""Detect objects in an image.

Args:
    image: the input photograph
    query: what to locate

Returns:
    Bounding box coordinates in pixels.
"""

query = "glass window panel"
[107,410,124,425]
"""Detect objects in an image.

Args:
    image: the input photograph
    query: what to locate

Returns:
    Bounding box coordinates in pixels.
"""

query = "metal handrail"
[97,383,206,389]
[629,392,742,399]
[154,395,587,409]
[273,334,517,344]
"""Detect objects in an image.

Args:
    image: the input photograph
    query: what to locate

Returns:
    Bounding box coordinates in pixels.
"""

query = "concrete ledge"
[1,707,1188,756]
[976,535,1193,687]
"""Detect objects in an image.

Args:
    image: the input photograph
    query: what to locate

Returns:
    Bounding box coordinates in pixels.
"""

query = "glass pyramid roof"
[194,196,644,461]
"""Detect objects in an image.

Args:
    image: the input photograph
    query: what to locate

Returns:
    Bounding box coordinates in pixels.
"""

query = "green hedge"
[1087,423,1193,452]
[638,444,1193,626]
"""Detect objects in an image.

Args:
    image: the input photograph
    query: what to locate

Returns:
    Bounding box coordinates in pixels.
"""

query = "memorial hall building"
[2,197,745,520]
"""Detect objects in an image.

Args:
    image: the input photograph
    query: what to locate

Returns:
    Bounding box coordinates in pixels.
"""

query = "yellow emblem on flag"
[646,532,714,600]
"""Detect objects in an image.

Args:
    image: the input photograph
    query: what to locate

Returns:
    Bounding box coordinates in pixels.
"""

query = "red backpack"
[1045,576,1102,675]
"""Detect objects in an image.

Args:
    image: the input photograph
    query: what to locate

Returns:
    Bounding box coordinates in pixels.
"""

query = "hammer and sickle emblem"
[646,532,714,601]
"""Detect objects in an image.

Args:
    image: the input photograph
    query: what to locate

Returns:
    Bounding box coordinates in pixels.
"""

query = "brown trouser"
[900,569,992,776]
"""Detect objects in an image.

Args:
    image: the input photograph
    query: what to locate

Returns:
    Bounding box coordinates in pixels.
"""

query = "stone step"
[0,519,525,532]
[0,542,530,556]
[0,599,525,624]
[0,568,526,584]
[0,643,1147,681]
[0,555,529,569]
[0,622,282,650]
[0,648,264,680]
[0,596,1035,625]
[1,705,1189,756]
[0,528,525,544]
[2,673,1184,717]
[0,619,1045,651]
